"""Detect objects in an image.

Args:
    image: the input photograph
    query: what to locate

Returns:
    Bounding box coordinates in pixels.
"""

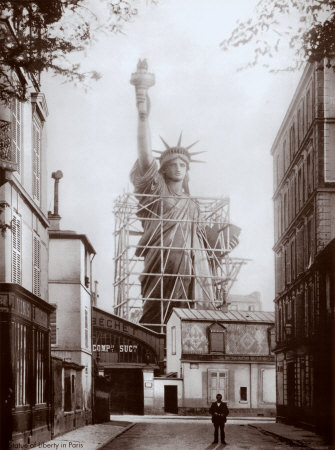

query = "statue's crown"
[153,133,206,167]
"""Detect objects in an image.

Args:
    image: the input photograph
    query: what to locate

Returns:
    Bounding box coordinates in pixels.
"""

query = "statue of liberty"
[129,60,240,328]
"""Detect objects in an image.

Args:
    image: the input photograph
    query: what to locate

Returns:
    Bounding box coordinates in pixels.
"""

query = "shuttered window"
[32,117,41,203]
[33,235,41,297]
[85,308,88,348]
[14,322,28,406]
[50,304,57,345]
[208,370,228,402]
[12,98,22,175]
[12,213,22,284]
[209,323,226,353]
[36,330,46,404]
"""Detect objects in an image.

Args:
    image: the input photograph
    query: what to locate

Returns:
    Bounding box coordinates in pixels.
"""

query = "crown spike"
[188,150,207,156]
[177,131,183,148]
[153,150,164,154]
[185,140,199,151]
[190,159,206,163]
[159,136,170,149]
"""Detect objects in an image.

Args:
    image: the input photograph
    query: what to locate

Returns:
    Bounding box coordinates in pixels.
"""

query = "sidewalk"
[249,423,331,449]
[39,421,134,450]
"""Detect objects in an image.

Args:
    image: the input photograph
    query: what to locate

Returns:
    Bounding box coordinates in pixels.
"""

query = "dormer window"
[208,322,226,353]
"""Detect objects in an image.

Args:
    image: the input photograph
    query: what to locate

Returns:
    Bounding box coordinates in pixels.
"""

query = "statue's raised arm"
[130,59,155,174]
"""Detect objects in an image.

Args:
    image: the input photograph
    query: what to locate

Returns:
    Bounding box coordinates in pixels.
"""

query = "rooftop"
[171,308,274,323]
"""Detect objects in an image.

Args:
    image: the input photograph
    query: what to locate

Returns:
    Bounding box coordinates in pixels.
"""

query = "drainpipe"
[89,254,95,423]
[249,363,252,411]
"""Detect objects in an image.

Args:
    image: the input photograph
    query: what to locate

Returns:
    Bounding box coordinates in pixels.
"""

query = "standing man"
[209,393,229,444]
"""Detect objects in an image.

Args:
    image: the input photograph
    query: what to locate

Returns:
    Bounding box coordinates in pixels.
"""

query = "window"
[84,250,90,288]
[171,326,176,355]
[298,169,303,209]
[306,219,313,267]
[283,140,287,172]
[290,239,296,281]
[240,387,247,402]
[11,98,22,175]
[50,305,57,345]
[14,322,28,406]
[296,226,304,275]
[208,370,228,402]
[248,306,254,311]
[36,330,46,404]
[307,153,313,195]
[290,124,295,159]
[208,323,226,353]
[64,370,72,412]
[12,212,22,285]
[306,89,312,127]
[32,117,41,203]
[85,307,89,348]
[33,234,41,296]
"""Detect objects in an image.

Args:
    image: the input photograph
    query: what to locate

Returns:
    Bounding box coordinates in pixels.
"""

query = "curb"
[110,415,275,421]
[96,423,136,449]
[248,424,315,448]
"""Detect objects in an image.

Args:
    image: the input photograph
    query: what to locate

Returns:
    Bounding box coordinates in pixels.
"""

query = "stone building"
[162,308,275,416]
[271,57,335,437]
[228,291,262,312]
[48,204,96,435]
[0,21,53,446]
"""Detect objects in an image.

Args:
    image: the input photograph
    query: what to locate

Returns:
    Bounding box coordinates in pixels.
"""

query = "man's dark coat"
[209,401,229,424]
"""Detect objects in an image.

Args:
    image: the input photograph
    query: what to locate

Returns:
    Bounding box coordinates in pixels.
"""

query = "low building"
[48,208,96,435]
[228,291,262,312]
[92,307,165,418]
[163,308,276,416]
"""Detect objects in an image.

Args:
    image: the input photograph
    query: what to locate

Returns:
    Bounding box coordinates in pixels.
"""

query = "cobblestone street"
[102,422,300,450]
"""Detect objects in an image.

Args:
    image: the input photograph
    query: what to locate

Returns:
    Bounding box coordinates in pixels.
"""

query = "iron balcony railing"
[0,119,17,172]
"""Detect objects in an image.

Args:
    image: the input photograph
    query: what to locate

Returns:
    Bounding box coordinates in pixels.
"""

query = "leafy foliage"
[220,0,335,71]
[0,0,138,103]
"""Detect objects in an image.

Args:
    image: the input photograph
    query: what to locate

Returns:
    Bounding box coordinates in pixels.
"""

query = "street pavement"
[39,417,331,450]
[102,421,301,449]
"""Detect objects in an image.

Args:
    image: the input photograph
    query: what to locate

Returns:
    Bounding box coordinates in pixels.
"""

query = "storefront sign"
[93,344,138,353]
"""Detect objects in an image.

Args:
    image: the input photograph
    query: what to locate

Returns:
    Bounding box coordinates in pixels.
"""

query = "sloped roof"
[171,308,274,323]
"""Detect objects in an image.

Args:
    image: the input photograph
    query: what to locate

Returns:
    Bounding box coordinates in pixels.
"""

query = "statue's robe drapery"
[130,160,215,326]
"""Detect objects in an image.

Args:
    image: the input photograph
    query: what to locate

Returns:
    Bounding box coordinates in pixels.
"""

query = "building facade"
[228,291,262,312]
[164,308,276,416]
[48,223,96,435]
[0,33,53,445]
[271,58,335,437]
[92,307,165,418]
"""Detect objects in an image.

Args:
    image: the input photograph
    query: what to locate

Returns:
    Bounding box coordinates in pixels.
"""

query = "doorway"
[164,385,178,413]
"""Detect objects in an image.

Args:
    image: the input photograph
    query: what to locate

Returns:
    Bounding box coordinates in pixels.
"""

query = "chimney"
[48,170,63,230]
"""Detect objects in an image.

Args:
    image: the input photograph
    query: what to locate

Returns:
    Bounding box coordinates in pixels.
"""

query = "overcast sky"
[43,0,303,312]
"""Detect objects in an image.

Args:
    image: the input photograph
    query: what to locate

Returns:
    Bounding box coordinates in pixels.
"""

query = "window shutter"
[11,99,22,175]
[12,213,22,284]
[208,370,217,402]
[296,226,304,275]
[33,235,41,296]
[32,118,41,203]
[208,370,228,402]
[50,305,57,345]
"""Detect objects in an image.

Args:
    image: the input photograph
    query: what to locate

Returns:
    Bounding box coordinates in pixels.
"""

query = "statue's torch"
[130,59,155,117]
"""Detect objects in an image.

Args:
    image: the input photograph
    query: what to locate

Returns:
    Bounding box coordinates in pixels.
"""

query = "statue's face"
[163,158,187,182]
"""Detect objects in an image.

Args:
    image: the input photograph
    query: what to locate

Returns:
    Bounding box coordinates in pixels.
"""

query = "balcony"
[0,104,17,172]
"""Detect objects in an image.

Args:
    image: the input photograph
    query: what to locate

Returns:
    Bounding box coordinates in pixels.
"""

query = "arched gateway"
[92,307,164,419]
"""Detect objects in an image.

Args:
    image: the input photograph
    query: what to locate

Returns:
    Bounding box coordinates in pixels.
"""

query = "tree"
[0,0,139,104]
[220,0,335,71]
